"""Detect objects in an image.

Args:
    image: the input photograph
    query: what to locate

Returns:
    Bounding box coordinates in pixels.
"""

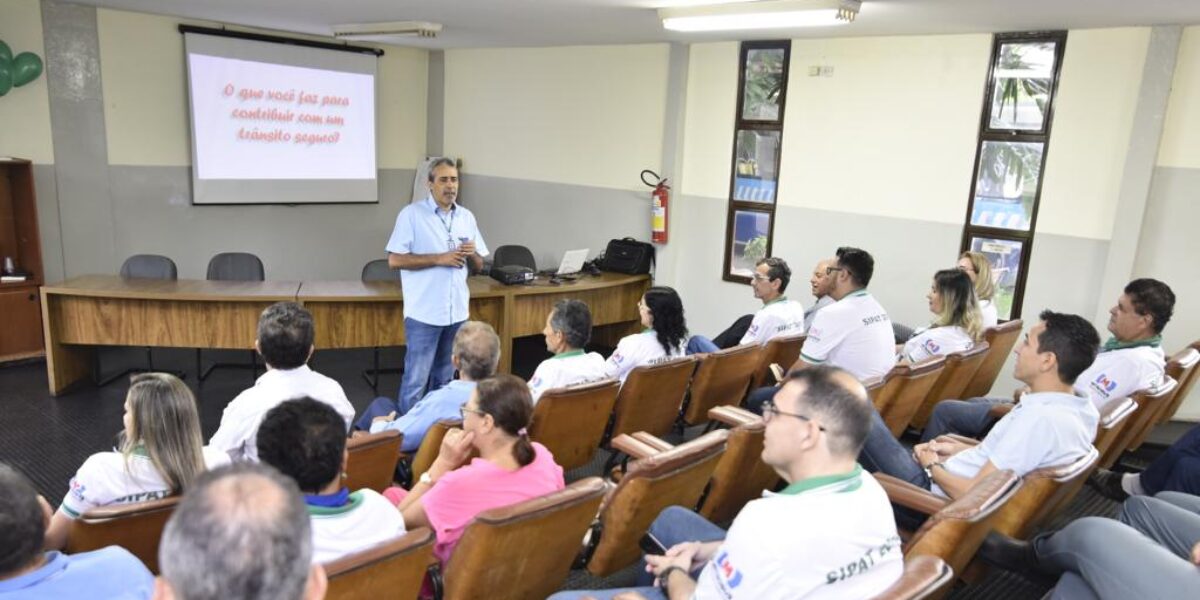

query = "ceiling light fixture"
[332,21,443,40]
[659,0,861,32]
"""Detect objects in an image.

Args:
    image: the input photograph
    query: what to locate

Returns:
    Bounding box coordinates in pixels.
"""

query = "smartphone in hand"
[639,532,667,556]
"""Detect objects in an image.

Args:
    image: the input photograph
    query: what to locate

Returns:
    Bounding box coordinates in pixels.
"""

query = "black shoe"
[978,532,1057,585]
[1086,468,1130,502]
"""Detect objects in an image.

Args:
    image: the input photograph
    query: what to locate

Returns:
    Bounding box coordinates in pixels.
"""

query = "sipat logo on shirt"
[747,324,759,336]
[1091,373,1118,395]
[715,550,743,588]
[922,339,941,355]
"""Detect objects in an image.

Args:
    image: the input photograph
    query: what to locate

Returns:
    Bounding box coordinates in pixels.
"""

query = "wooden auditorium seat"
[959,320,1024,400]
[344,429,402,493]
[439,478,608,600]
[529,379,621,472]
[65,496,179,573]
[909,343,990,430]
[408,419,464,483]
[604,356,696,444]
[324,527,435,600]
[1100,377,1178,469]
[873,356,947,437]
[1155,341,1200,426]
[748,333,807,390]
[868,555,955,600]
[579,430,728,576]
[1092,397,1140,470]
[680,344,763,427]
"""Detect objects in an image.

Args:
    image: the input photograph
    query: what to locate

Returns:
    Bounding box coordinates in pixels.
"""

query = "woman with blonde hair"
[43,373,228,549]
[958,251,999,327]
[900,269,984,364]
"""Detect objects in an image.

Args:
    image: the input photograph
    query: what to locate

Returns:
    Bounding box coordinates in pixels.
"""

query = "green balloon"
[0,40,12,64]
[12,52,42,87]
[0,62,11,97]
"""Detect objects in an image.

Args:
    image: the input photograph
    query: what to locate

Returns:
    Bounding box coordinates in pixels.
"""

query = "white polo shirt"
[603,330,685,382]
[979,299,999,329]
[900,326,974,364]
[739,297,807,346]
[59,447,230,518]
[804,295,836,332]
[1074,338,1165,411]
[800,290,895,380]
[692,466,902,600]
[937,391,1098,497]
[528,350,609,403]
[308,489,407,564]
[208,365,356,462]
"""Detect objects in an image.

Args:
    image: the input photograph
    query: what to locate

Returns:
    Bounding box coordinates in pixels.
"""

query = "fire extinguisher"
[642,169,670,244]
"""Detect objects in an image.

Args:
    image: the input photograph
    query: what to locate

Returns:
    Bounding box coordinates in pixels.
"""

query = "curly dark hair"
[643,286,688,355]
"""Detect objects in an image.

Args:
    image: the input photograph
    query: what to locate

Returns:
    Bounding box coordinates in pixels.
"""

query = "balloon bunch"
[0,39,44,97]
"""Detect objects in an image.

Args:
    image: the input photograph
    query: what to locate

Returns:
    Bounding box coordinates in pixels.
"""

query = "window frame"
[722,40,792,284]
[959,31,1067,320]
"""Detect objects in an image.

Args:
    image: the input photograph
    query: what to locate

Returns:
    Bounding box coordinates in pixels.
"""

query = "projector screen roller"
[184,32,379,204]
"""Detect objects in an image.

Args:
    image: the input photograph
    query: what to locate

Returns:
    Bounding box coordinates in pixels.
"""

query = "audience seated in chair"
[528,299,607,403]
[745,246,894,412]
[256,398,406,564]
[805,257,838,332]
[44,373,229,550]
[154,462,327,600]
[980,491,1200,600]
[550,366,903,600]
[897,269,983,364]
[688,256,807,353]
[0,463,154,599]
[1090,420,1200,502]
[208,302,355,462]
[957,251,999,329]
[859,311,1100,528]
[603,287,688,383]
[389,374,565,565]
[357,321,500,452]
[922,278,1173,443]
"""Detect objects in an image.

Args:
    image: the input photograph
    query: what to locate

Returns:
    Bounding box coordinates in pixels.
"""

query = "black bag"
[600,237,655,275]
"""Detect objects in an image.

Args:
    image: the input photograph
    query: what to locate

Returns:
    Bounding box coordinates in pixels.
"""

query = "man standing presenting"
[387,158,489,415]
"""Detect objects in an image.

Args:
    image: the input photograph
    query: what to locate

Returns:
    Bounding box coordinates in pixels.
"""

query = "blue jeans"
[398,318,462,415]
[1138,424,1200,496]
[920,397,1006,443]
[686,335,720,355]
[743,386,778,415]
[858,408,931,530]
[546,506,727,600]
[355,396,400,431]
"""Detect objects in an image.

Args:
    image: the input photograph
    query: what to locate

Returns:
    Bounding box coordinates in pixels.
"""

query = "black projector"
[490,265,534,285]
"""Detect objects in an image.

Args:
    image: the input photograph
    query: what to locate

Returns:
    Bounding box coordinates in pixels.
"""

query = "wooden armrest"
[630,432,674,453]
[875,473,950,516]
[939,434,980,447]
[610,434,664,460]
[988,403,1015,419]
[769,363,785,384]
[708,405,761,428]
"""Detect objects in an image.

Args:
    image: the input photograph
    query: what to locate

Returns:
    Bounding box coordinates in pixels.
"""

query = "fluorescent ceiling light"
[659,0,861,32]
[332,21,443,40]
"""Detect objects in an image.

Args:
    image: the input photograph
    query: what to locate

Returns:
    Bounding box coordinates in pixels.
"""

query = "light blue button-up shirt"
[369,379,477,452]
[386,198,489,326]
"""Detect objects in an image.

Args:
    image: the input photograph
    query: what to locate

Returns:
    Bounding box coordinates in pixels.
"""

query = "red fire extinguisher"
[642,169,670,244]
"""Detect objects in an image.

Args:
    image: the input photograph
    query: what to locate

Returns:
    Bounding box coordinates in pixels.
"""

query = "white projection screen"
[183,30,379,204]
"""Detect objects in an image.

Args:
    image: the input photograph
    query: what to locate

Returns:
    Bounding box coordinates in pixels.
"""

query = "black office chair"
[492,245,536,271]
[96,255,185,386]
[197,252,266,383]
[361,259,403,393]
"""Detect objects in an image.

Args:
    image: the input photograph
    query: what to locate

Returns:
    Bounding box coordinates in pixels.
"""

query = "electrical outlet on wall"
[808,65,835,77]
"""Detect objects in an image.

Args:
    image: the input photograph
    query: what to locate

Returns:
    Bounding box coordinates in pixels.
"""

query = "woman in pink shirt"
[395,373,565,564]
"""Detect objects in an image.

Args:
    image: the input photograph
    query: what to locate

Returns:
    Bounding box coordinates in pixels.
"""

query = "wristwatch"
[419,471,435,486]
[658,566,686,591]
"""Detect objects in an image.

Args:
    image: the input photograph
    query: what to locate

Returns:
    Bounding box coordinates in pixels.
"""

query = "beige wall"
[443,44,669,190]
[0,0,54,163]
[1159,26,1200,169]
[96,8,428,169]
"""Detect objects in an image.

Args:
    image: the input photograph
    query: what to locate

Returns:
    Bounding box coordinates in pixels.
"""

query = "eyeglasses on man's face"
[824,266,844,276]
[761,399,826,431]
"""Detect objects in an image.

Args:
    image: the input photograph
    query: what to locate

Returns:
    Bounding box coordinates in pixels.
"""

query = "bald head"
[782,366,873,457]
[810,257,838,299]
[453,321,501,381]
[158,463,313,600]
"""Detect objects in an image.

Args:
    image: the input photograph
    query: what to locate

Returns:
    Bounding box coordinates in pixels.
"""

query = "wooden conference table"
[40,272,651,395]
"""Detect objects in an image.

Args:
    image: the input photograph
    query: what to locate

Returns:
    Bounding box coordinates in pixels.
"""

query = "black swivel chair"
[491,245,536,271]
[197,252,266,383]
[361,259,403,393]
[96,255,185,386]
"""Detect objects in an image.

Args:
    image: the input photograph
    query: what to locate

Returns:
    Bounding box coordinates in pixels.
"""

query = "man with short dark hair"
[0,463,154,599]
[688,256,807,353]
[258,398,406,563]
[527,300,607,402]
[548,366,903,600]
[209,302,354,462]
[362,321,501,452]
[860,311,1101,512]
[386,158,490,415]
[154,463,326,600]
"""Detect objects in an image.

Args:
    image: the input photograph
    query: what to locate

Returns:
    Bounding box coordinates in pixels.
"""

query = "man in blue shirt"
[0,463,153,599]
[386,158,490,415]
[362,321,500,451]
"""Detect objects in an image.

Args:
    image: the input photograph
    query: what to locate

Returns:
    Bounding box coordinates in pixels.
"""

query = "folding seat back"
[324,528,435,600]
[682,344,763,426]
[344,430,402,493]
[66,496,179,573]
[874,357,947,437]
[960,320,1023,400]
[910,343,990,430]
[1157,343,1200,425]
[748,333,806,390]
[606,356,696,443]
[693,406,779,523]
[1093,397,1139,470]
[990,447,1099,540]
[1100,377,1178,468]
[529,379,621,471]
[410,419,465,483]
[867,555,954,600]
